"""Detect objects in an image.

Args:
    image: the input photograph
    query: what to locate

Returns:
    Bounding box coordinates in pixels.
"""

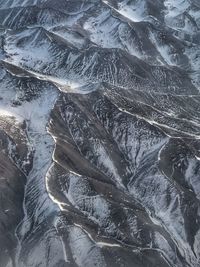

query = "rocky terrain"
[0,0,200,266]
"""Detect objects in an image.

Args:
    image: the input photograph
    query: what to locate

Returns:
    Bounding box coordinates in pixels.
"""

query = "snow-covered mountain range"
[0,0,200,266]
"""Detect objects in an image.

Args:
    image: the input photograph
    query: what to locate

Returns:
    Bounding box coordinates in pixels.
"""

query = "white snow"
[149,32,173,66]
[0,69,65,265]
[102,0,147,23]
[69,226,106,267]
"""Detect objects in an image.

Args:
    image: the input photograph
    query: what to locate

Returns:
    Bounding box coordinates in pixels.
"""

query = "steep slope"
[0,0,200,267]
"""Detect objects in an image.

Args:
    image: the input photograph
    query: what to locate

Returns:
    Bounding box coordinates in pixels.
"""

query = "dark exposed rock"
[0,0,200,266]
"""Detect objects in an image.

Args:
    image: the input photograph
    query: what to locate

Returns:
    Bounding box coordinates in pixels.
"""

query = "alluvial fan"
[0,0,200,266]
